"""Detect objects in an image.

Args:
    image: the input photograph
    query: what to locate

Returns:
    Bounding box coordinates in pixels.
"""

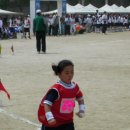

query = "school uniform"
[102,13,108,34]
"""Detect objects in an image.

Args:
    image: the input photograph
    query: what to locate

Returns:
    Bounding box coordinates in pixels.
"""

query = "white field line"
[0,108,41,128]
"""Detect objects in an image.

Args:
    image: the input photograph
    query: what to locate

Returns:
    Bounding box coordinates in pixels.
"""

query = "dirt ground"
[0,31,130,130]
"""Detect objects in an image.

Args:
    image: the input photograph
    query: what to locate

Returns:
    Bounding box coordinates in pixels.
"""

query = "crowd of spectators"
[0,12,130,40]
[0,15,31,40]
[44,12,130,36]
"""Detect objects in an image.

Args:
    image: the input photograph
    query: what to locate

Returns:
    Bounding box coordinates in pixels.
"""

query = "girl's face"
[59,65,74,84]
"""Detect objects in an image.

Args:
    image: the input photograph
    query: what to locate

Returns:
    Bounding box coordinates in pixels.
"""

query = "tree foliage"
[0,0,130,11]
[0,0,9,9]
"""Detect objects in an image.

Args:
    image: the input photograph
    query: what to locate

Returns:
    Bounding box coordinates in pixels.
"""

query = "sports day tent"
[111,4,130,13]
[99,4,114,13]
[0,9,17,14]
[0,9,23,15]
[111,4,119,11]
[66,3,76,13]
[99,4,130,13]
[85,4,98,10]
[118,6,129,13]
[43,9,57,14]
[126,5,130,12]
[43,3,98,14]
[73,3,84,9]
[79,3,99,13]
[110,4,123,13]
[43,3,75,14]
[43,3,130,14]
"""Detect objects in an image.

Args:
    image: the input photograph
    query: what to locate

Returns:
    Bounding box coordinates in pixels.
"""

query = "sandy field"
[0,31,130,130]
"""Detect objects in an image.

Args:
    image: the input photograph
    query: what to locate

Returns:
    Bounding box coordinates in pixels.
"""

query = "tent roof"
[111,4,119,9]
[79,4,98,13]
[0,9,23,15]
[73,3,84,9]
[43,3,130,14]
[86,4,98,10]
[126,5,130,12]
[110,4,123,13]
[43,9,57,14]
[66,3,76,13]
[99,4,114,13]
[118,6,129,13]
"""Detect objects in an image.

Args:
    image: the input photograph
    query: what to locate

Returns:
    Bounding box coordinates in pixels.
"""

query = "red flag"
[0,80,10,100]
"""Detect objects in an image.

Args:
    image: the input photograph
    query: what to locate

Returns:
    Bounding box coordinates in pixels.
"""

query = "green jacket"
[33,15,46,32]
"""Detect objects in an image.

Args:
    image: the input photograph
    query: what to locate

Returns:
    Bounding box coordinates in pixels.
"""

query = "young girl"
[38,59,85,130]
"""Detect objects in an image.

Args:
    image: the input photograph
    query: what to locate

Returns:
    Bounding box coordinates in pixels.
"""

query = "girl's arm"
[76,87,86,118]
[44,89,58,126]
[76,98,85,118]
[44,104,56,126]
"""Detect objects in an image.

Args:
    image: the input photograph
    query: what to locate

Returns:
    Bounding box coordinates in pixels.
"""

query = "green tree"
[0,0,9,9]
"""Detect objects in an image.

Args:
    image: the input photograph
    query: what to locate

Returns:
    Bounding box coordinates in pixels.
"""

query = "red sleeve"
[76,90,83,99]
[75,84,83,100]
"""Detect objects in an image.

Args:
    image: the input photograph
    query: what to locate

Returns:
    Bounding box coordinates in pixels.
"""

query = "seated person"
[76,24,86,34]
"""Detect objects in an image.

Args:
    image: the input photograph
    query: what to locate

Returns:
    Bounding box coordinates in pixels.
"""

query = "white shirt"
[0,19,3,28]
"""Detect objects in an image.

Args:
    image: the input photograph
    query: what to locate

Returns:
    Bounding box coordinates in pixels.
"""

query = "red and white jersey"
[38,82,83,127]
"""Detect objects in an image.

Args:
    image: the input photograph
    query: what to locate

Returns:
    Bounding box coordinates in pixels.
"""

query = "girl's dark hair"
[52,60,74,75]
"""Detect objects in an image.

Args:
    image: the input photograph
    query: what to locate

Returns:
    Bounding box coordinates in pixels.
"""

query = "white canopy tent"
[126,5,130,12]
[66,3,76,13]
[79,4,98,13]
[99,4,114,13]
[112,4,130,13]
[73,3,84,9]
[43,3,130,14]
[43,9,57,14]
[110,4,124,13]
[44,3,99,14]
[99,4,130,13]
[0,9,21,15]
[85,4,98,10]
[43,3,75,14]
[111,4,119,10]
[118,6,129,13]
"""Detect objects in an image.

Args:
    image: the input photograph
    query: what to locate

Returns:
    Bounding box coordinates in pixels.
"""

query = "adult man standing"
[33,9,47,54]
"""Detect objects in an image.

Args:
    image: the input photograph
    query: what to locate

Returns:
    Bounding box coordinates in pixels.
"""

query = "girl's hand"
[48,118,56,126]
[76,110,85,118]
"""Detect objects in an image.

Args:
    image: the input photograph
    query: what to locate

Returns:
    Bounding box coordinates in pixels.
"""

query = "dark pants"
[41,122,74,130]
[24,28,30,38]
[102,24,107,34]
[52,24,59,36]
[36,31,46,52]
[65,25,70,35]
[48,25,53,36]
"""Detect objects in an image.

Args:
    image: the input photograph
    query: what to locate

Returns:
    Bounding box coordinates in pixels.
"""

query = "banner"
[62,0,67,14]
[35,0,40,11]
